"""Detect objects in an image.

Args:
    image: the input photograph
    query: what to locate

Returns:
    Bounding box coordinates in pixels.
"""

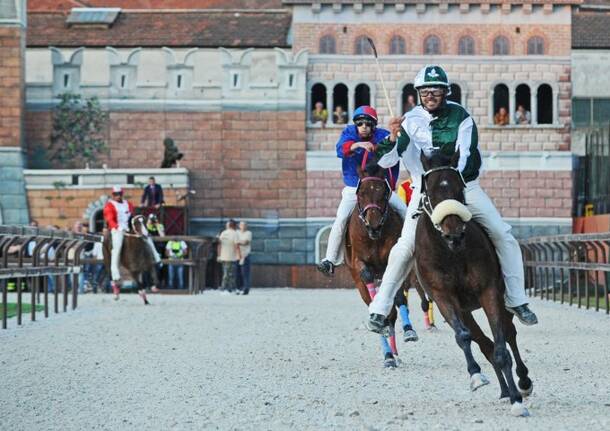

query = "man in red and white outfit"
[103,186,161,300]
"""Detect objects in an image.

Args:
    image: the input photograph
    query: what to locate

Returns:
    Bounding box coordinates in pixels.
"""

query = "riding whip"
[367,37,395,118]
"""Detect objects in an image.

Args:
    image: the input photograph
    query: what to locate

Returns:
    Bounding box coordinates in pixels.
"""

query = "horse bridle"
[356,176,392,227]
[418,166,467,233]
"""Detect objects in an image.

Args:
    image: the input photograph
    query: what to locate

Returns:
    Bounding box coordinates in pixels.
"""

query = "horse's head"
[131,215,149,237]
[356,152,391,240]
[420,149,472,251]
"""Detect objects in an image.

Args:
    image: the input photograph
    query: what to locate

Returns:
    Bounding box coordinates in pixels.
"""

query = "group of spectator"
[217,220,252,295]
[311,102,349,126]
[494,105,532,125]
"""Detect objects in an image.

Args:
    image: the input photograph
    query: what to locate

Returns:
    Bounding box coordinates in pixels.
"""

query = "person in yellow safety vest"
[165,239,188,289]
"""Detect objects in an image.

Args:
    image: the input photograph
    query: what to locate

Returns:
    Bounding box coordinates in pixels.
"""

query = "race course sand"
[1,289,609,430]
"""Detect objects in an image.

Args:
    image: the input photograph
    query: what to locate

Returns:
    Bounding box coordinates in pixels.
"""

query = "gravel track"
[1,289,609,431]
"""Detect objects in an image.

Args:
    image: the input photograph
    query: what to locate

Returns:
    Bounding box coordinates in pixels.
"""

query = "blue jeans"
[240,256,251,294]
[168,264,184,289]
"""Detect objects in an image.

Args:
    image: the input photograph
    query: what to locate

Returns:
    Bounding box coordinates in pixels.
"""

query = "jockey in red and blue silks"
[317,106,407,276]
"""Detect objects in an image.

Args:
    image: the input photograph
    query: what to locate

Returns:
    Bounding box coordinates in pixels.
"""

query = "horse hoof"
[426,324,438,332]
[470,373,490,391]
[393,355,403,367]
[510,402,530,417]
[383,358,397,368]
[519,382,533,397]
[403,329,419,342]
[113,295,119,301]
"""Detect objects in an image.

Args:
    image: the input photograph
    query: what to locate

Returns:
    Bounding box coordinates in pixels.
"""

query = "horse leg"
[480,290,528,416]
[134,273,150,305]
[434,298,484,385]
[396,288,418,342]
[462,312,509,398]
[504,313,533,397]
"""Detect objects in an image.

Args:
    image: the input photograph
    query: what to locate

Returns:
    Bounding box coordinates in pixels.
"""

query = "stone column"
[531,89,538,126]
[0,0,29,224]
[509,86,516,125]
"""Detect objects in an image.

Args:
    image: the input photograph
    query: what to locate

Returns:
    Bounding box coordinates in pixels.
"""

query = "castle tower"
[0,0,29,224]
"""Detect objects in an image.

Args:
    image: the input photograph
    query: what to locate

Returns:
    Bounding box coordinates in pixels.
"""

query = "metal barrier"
[0,225,100,329]
[520,233,610,313]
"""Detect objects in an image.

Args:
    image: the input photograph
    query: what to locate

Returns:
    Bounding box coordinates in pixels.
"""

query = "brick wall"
[25,110,307,220]
[306,169,572,219]
[0,27,24,148]
[26,187,186,229]
[293,23,571,56]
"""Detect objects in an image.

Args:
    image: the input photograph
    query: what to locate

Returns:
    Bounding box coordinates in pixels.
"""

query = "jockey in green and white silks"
[366,65,538,331]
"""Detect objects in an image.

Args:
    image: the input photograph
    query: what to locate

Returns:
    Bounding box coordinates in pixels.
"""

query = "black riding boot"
[507,304,538,326]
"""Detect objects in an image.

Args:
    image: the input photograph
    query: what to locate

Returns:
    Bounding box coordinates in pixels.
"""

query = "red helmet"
[352,106,378,125]
[111,186,123,195]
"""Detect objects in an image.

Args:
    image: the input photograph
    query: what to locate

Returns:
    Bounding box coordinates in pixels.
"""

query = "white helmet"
[414,65,451,95]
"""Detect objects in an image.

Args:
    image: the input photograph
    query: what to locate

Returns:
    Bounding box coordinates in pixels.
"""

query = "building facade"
[0,0,590,286]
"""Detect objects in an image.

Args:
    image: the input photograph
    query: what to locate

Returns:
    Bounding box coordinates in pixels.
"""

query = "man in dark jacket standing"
[141,176,164,208]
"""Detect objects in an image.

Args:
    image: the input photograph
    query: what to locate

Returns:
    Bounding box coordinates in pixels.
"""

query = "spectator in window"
[403,94,417,113]
[217,220,241,294]
[141,176,164,209]
[236,221,253,295]
[494,107,509,126]
[165,239,188,289]
[515,104,531,125]
[311,101,328,127]
[333,105,348,125]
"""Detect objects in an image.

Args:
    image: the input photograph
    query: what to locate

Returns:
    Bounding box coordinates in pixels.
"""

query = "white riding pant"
[110,229,161,281]
[369,181,529,317]
[324,186,408,264]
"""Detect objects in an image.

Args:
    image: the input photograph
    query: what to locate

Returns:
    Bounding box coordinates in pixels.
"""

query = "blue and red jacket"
[336,125,400,188]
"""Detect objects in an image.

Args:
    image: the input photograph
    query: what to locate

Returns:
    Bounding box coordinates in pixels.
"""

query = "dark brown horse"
[103,215,158,305]
[414,150,532,416]
[345,153,428,367]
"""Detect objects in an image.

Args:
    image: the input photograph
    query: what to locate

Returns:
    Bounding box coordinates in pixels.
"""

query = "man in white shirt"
[217,220,241,293]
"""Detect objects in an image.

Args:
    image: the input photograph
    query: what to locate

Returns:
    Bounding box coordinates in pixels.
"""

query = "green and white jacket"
[377,101,481,188]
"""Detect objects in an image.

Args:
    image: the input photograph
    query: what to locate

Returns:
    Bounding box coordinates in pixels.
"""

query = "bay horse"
[345,152,428,367]
[103,215,159,305]
[414,150,533,416]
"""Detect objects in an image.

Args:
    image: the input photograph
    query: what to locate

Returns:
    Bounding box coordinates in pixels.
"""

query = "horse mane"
[425,149,453,169]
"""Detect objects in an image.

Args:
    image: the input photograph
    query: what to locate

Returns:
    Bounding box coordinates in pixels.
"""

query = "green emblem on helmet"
[414,65,450,89]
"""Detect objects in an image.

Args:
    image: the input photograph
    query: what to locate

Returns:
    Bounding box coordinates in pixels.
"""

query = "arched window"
[310,83,327,124]
[515,84,532,125]
[424,35,441,55]
[355,84,371,109]
[537,84,553,124]
[493,84,509,122]
[458,36,475,55]
[355,36,372,55]
[332,83,349,124]
[527,36,545,55]
[448,84,462,105]
[389,35,406,55]
[401,84,418,114]
[319,35,336,54]
[493,36,510,55]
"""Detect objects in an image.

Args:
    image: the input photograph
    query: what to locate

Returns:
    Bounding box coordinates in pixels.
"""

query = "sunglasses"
[355,120,374,128]
[419,88,445,98]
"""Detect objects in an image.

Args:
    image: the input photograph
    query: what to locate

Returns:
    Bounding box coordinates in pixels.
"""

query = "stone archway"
[83,195,109,233]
